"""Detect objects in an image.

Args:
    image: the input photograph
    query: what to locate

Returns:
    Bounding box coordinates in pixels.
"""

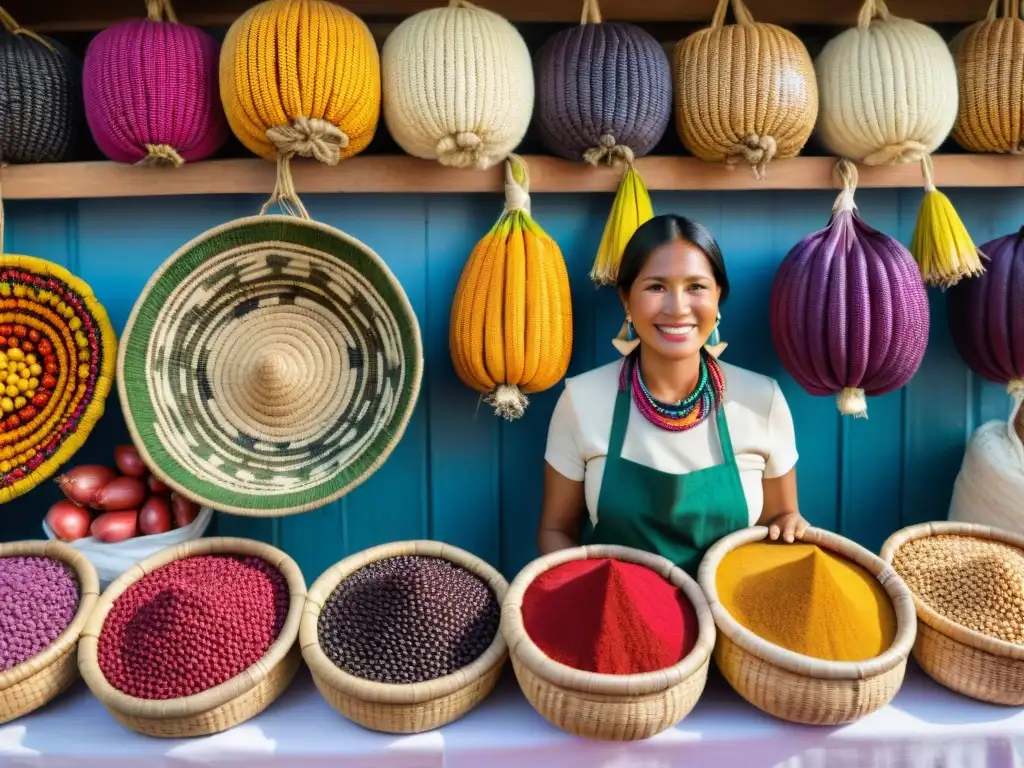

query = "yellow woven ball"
[381,0,533,170]
[219,0,381,164]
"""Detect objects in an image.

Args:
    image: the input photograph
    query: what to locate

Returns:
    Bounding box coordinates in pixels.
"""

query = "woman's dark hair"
[615,214,730,303]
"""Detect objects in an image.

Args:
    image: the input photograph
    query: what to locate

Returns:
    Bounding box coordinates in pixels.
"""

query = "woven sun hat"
[116,213,423,518]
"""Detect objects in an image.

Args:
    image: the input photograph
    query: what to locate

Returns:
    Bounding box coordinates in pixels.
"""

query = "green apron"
[584,384,750,576]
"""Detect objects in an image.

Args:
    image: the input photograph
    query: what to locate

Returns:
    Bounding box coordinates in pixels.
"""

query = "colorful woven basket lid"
[116,215,423,517]
[0,254,116,502]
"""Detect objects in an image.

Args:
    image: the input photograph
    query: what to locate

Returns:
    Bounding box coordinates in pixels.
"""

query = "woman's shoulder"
[718,360,786,418]
[561,358,624,403]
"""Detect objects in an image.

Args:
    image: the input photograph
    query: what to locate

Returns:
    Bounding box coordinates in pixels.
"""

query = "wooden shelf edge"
[3,155,1024,201]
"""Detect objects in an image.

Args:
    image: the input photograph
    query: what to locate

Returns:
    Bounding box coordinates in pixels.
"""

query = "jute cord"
[986,0,1021,19]
[261,117,350,219]
[580,0,602,23]
[832,158,859,212]
[0,5,56,51]
[857,0,892,28]
[435,132,488,169]
[583,134,635,168]
[725,134,776,179]
[711,0,755,27]
[135,144,185,168]
[145,0,179,23]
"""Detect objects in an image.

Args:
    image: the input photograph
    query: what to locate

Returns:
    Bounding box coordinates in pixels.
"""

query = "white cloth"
[4,663,1024,767]
[544,359,799,527]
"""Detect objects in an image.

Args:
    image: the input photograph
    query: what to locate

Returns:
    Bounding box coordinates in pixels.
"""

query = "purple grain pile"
[0,556,79,671]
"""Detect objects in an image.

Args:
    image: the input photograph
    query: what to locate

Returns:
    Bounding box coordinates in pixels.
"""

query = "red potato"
[90,510,138,543]
[45,500,92,542]
[114,444,147,478]
[139,495,172,536]
[171,493,199,528]
[147,473,169,495]
[55,465,117,506]
[93,476,147,511]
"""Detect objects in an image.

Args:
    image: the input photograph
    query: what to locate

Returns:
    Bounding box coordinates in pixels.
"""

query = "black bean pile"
[317,555,500,684]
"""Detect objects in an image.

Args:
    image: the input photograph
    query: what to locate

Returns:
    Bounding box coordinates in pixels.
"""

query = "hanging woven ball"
[769,161,930,418]
[672,0,817,179]
[946,228,1024,386]
[950,0,1024,154]
[381,0,533,170]
[0,7,81,163]
[534,0,671,165]
[220,0,381,166]
[82,0,226,166]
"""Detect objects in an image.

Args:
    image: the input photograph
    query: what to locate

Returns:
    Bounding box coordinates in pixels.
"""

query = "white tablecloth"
[3,661,1024,767]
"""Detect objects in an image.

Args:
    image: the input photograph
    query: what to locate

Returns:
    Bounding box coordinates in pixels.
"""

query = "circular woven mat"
[0,255,116,503]
[117,216,423,517]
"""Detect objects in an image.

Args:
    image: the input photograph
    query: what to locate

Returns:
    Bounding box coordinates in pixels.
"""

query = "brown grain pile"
[892,534,1024,644]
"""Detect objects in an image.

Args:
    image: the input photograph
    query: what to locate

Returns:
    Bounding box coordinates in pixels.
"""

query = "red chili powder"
[97,555,289,700]
[521,558,699,675]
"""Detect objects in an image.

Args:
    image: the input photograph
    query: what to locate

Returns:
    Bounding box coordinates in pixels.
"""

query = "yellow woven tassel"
[590,164,654,286]
[910,154,985,288]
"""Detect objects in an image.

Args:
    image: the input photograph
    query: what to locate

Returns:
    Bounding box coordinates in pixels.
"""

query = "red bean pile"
[97,555,289,699]
[0,556,79,671]
[317,555,500,685]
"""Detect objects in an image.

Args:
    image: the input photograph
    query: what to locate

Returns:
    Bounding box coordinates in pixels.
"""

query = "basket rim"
[0,539,100,690]
[299,539,509,705]
[697,525,917,680]
[879,520,1024,661]
[77,536,307,719]
[115,213,425,519]
[500,543,716,697]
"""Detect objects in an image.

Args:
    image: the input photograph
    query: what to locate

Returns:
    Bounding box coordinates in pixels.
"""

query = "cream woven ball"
[381,0,533,170]
[815,0,959,165]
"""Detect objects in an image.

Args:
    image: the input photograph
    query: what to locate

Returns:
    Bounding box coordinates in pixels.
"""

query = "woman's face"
[621,238,721,362]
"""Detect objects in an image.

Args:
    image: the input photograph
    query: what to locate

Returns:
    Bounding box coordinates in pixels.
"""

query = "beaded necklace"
[619,348,725,432]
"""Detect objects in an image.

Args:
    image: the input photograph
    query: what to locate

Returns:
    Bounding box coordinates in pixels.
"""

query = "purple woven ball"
[947,228,1024,385]
[533,21,671,164]
[769,194,930,417]
[82,18,227,165]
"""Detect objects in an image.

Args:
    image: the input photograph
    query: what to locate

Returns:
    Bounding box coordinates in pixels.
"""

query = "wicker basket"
[698,526,917,725]
[880,521,1024,705]
[0,540,100,724]
[300,540,509,734]
[501,544,715,741]
[77,536,307,737]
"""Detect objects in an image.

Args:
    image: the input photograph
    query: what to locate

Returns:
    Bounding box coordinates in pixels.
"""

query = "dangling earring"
[704,311,728,359]
[626,320,636,341]
[612,314,641,356]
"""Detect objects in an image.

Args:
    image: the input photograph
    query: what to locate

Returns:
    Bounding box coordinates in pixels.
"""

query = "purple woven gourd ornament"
[81,0,227,166]
[769,160,930,418]
[947,228,1024,391]
[533,0,671,165]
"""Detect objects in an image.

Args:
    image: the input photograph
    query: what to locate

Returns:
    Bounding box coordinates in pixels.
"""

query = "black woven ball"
[0,26,81,163]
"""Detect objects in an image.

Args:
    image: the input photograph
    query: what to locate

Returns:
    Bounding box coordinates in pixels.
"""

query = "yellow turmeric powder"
[715,542,897,662]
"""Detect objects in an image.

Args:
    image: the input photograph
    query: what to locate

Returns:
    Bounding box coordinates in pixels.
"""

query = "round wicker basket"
[300,540,509,734]
[698,526,917,725]
[0,540,100,724]
[77,536,307,737]
[501,544,715,741]
[880,521,1024,705]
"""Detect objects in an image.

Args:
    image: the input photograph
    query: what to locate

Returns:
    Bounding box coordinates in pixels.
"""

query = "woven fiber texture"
[82,2,226,166]
[219,0,380,164]
[0,255,117,503]
[672,0,817,179]
[815,0,958,166]
[116,216,423,518]
[533,0,671,165]
[0,7,81,164]
[769,161,930,419]
[946,228,1024,385]
[951,0,1024,154]
[381,0,533,170]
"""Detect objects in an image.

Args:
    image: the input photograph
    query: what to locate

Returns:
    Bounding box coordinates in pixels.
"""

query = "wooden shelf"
[2,155,1024,200]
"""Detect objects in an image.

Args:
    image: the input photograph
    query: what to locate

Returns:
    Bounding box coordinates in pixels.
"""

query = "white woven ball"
[815,6,959,165]
[381,1,534,170]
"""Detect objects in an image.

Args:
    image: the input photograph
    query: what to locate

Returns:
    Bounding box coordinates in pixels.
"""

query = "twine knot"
[862,140,928,168]
[831,158,859,212]
[136,144,184,167]
[266,117,349,167]
[1008,379,1024,397]
[726,134,777,179]
[583,134,636,168]
[436,132,489,169]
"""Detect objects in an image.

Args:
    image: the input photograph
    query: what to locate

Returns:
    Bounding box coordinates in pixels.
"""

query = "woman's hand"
[764,511,809,543]
[758,469,808,543]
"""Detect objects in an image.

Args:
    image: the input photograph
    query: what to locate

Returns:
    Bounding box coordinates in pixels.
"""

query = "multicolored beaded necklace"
[619,348,725,432]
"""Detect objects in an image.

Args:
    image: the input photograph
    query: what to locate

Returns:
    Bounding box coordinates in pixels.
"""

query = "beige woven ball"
[950,0,1024,154]
[672,0,818,179]
[815,0,959,166]
[381,0,533,170]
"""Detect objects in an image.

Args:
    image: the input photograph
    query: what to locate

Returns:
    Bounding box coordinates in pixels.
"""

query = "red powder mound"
[521,558,699,675]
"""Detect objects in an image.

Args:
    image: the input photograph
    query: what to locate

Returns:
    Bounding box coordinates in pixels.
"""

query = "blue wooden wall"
[0,185,1018,583]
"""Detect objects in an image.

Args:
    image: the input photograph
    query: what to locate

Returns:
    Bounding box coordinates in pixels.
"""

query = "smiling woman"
[538,214,809,576]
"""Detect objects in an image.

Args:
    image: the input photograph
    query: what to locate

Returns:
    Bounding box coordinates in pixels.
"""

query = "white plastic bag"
[949,387,1024,533]
[43,507,214,588]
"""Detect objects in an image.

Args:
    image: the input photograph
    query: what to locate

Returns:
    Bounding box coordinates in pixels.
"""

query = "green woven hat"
[117,214,423,517]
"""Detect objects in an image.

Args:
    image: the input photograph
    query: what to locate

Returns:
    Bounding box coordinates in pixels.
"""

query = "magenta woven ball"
[82,19,227,165]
